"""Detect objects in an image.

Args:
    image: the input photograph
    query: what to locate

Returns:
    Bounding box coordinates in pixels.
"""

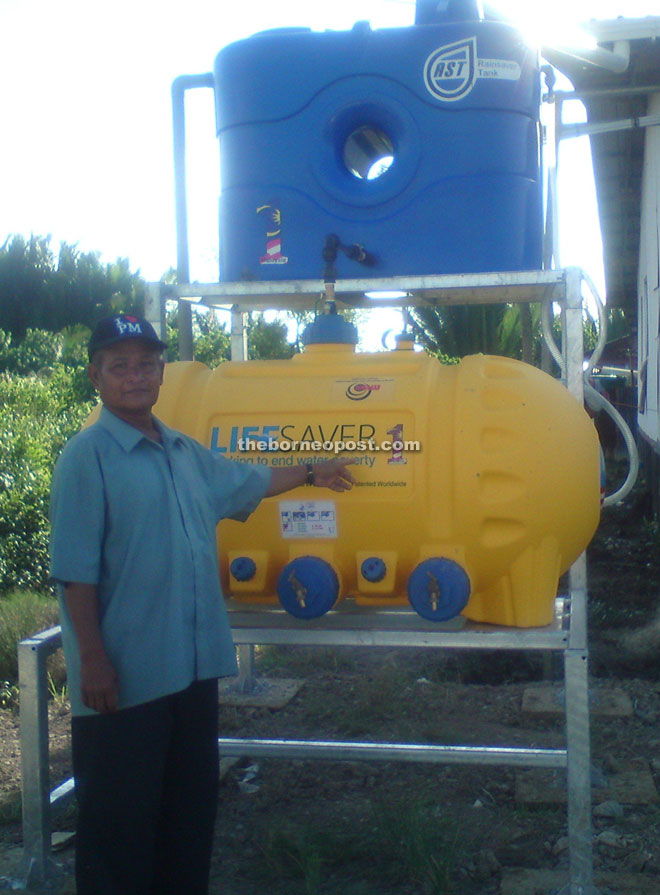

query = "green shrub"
[0,590,59,682]
[0,328,62,374]
[0,369,93,591]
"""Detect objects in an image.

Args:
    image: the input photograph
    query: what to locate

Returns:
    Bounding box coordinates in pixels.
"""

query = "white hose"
[541,270,639,506]
[581,270,608,376]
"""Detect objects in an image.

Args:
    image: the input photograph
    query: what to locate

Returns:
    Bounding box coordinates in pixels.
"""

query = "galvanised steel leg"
[563,478,596,893]
[234,643,257,693]
[18,637,59,886]
[229,306,253,693]
[563,272,595,892]
[231,306,247,362]
[145,282,167,349]
[564,646,595,895]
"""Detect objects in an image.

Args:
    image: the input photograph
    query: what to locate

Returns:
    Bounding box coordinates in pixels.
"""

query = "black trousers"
[71,679,220,895]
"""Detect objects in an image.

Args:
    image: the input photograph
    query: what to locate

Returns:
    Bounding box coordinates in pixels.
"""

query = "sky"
[1,0,658,347]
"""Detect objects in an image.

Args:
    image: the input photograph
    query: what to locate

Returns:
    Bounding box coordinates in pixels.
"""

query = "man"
[49,314,354,895]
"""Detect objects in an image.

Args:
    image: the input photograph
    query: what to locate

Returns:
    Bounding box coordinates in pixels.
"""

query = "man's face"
[88,341,164,417]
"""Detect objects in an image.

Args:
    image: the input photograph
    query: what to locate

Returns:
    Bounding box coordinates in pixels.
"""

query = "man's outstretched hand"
[310,457,356,491]
[266,457,357,496]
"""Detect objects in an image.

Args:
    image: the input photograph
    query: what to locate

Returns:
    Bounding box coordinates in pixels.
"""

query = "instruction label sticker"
[279,501,337,539]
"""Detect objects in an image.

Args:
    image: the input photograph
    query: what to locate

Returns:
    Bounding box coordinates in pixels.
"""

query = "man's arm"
[64,582,119,714]
[266,457,356,497]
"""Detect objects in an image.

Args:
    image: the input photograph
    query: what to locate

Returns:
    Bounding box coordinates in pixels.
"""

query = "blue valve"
[277,556,339,619]
[407,558,470,622]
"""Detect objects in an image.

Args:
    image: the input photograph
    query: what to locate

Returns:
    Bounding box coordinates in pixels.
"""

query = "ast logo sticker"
[424,37,521,103]
[424,37,477,102]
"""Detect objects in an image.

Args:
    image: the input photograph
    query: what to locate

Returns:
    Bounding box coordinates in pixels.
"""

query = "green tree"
[497,303,545,364]
[166,308,231,367]
[0,235,54,339]
[409,303,510,360]
[408,302,579,368]
[0,235,145,338]
[165,308,296,365]
[246,314,294,360]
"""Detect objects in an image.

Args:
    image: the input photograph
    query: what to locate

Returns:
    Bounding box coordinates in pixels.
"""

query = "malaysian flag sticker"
[257,204,289,265]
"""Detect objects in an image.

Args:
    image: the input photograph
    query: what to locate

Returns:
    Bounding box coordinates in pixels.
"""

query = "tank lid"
[252,27,312,37]
[415,0,482,24]
[303,310,358,346]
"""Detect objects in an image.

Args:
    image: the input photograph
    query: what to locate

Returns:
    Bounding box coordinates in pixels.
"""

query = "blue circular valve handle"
[407,558,470,622]
[230,556,257,582]
[277,556,339,619]
[360,556,387,583]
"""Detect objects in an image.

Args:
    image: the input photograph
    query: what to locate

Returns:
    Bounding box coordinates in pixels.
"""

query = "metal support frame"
[161,266,596,895]
[19,269,596,893]
[219,598,593,895]
[17,627,67,887]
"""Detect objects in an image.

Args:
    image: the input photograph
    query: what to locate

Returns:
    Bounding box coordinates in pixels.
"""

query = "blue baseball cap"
[88,314,167,361]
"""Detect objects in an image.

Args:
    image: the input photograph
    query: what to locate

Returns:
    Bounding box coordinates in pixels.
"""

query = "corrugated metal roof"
[546,19,660,309]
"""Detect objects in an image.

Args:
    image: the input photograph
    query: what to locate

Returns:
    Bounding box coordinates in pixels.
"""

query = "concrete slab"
[51,831,75,852]
[515,757,659,806]
[522,686,633,719]
[501,867,659,894]
[218,677,304,708]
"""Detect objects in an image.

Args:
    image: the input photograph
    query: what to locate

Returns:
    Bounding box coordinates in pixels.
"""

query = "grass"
[332,670,415,739]
[428,650,546,686]
[256,645,366,677]
[369,798,463,894]
[0,589,59,683]
[243,797,464,895]
[47,670,68,709]
[0,792,22,826]
[261,823,325,894]
[257,643,549,695]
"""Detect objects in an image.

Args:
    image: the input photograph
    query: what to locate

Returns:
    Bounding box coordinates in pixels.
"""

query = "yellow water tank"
[152,316,600,628]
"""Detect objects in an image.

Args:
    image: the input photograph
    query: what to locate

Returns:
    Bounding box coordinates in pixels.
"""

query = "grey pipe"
[171,73,215,361]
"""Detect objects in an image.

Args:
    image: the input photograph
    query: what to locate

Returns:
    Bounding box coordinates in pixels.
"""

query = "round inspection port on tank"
[343,124,394,181]
[360,556,387,583]
[230,556,257,582]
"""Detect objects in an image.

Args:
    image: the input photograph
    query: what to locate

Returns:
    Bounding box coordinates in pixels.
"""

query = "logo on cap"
[114,316,143,336]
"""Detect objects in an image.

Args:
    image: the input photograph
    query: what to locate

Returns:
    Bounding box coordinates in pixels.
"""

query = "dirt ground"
[2,483,660,894]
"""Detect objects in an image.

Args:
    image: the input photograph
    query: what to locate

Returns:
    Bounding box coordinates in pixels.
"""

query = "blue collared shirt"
[49,406,271,716]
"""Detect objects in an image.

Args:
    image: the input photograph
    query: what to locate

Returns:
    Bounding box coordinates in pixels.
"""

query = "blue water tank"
[213,12,542,281]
